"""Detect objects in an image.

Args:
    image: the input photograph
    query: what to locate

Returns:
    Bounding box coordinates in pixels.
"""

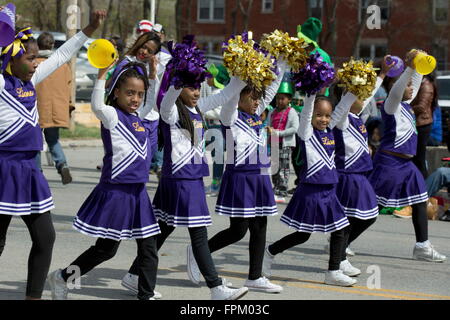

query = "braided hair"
[106,61,149,109]
[157,94,207,151]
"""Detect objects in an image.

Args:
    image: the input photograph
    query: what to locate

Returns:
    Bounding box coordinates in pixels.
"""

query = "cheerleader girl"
[123,70,250,300]
[108,32,162,163]
[262,93,356,287]
[186,60,289,294]
[0,11,105,300]
[368,50,446,262]
[328,56,395,276]
[48,60,161,300]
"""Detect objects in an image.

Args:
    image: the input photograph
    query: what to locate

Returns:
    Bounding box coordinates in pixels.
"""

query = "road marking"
[168,268,450,300]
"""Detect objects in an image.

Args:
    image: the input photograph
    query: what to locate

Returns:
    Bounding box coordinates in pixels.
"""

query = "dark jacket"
[411,78,436,127]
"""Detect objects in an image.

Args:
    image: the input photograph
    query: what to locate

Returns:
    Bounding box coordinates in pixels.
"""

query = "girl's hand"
[405,49,424,69]
[380,55,395,78]
[97,57,118,80]
[82,10,107,37]
[148,55,158,80]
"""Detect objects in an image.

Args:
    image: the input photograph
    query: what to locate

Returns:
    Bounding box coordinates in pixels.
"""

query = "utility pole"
[67,0,78,132]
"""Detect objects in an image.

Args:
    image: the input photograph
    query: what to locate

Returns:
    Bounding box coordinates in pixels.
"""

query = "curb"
[60,139,103,148]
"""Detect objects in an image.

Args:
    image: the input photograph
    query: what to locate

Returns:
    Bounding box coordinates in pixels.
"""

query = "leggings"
[61,236,158,300]
[208,217,267,280]
[412,124,432,179]
[0,212,55,299]
[268,228,346,271]
[341,217,377,261]
[129,220,222,289]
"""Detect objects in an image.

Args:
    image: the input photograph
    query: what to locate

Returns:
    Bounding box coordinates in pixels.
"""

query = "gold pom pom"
[337,58,378,101]
[260,29,312,72]
[223,34,276,91]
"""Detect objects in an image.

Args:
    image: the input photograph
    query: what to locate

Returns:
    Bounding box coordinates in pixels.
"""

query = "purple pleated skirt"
[336,172,379,220]
[368,152,428,207]
[153,177,211,227]
[280,183,349,233]
[215,169,278,218]
[73,182,160,240]
[0,151,54,216]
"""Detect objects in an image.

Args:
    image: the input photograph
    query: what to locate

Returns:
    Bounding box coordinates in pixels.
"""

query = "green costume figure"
[297,17,333,96]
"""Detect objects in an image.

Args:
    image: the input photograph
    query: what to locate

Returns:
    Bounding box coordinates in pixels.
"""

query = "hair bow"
[1,26,34,74]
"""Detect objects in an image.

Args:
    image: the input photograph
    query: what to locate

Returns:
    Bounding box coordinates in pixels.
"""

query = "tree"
[321,0,341,57]
[101,0,115,38]
[144,0,151,20]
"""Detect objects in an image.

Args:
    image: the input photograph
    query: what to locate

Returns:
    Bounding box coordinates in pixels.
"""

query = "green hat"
[277,81,294,96]
[207,64,230,89]
[297,17,323,44]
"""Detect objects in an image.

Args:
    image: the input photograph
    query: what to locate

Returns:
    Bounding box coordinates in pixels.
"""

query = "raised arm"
[197,76,247,114]
[91,79,118,130]
[31,10,106,85]
[257,59,288,116]
[384,50,423,115]
[219,93,240,126]
[137,55,160,119]
[406,69,423,104]
[330,92,358,130]
[297,93,316,141]
[159,86,182,125]
[137,78,160,119]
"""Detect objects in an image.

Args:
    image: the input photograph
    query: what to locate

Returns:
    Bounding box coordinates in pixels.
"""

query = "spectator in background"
[109,35,125,59]
[35,32,73,185]
[411,74,438,179]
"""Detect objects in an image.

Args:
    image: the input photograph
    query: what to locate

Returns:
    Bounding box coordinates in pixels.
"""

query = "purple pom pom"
[292,52,335,95]
[166,35,211,89]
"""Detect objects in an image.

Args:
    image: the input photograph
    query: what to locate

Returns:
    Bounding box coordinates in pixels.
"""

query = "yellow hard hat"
[87,39,118,69]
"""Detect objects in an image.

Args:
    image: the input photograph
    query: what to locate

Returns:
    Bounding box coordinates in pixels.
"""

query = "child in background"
[267,81,299,203]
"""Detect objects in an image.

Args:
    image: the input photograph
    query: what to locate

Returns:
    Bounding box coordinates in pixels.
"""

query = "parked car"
[75,57,97,101]
[436,75,450,141]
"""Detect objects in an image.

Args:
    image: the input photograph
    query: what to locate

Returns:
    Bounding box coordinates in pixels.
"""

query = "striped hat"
[138,20,153,33]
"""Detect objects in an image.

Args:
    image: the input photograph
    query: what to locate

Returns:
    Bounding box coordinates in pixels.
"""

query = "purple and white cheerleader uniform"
[73,77,161,240]
[332,92,379,220]
[368,67,428,207]
[0,31,90,216]
[280,94,349,233]
[215,62,288,218]
[153,77,247,227]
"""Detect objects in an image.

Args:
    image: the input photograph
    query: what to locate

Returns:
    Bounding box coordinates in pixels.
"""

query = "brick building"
[175,0,450,70]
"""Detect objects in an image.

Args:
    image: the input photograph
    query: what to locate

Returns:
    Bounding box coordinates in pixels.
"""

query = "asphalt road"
[0,144,449,301]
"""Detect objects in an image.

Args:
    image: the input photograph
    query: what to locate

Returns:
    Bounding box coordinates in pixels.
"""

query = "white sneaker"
[48,269,69,300]
[324,244,355,256]
[244,276,283,293]
[324,270,357,287]
[413,244,447,262]
[121,272,162,299]
[187,245,201,285]
[262,246,275,278]
[210,285,248,300]
[339,259,361,277]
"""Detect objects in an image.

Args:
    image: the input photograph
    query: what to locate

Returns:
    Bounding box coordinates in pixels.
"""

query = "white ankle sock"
[415,240,431,248]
